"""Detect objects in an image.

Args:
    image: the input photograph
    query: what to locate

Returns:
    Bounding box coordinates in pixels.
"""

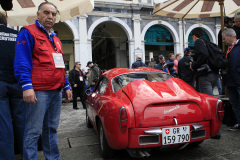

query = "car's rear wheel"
[98,122,116,159]
[86,109,93,128]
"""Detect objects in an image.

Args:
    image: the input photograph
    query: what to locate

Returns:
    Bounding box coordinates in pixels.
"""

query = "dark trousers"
[198,72,218,96]
[72,87,86,109]
[0,81,25,159]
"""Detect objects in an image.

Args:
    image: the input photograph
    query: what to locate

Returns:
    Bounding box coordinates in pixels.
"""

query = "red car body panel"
[86,67,223,150]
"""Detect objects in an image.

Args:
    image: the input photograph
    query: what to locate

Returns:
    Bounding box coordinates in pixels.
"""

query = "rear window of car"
[112,72,172,92]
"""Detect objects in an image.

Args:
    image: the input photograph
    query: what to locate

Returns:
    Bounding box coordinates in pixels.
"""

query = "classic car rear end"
[86,68,224,159]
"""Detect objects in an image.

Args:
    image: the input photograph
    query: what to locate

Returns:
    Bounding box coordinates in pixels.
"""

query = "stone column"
[78,15,90,69]
[178,20,184,55]
[73,39,80,62]
[128,40,135,68]
[132,17,144,63]
[216,24,221,45]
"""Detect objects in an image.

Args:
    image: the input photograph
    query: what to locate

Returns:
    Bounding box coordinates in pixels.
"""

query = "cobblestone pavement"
[16,99,240,160]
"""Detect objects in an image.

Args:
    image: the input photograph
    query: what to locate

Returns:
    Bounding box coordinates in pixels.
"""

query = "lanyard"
[49,37,59,53]
[226,39,238,58]
[44,31,59,53]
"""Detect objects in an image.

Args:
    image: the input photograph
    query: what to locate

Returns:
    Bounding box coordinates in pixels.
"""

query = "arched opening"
[91,21,128,70]
[53,22,74,71]
[144,25,174,63]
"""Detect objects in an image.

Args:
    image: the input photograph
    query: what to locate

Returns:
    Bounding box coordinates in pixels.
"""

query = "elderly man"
[222,28,240,131]
[14,2,72,159]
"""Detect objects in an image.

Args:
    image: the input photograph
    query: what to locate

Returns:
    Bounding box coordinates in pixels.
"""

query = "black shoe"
[73,107,79,110]
[228,124,240,131]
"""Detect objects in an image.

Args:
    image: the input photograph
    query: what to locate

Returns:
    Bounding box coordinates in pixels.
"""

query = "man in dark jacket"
[222,28,240,131]
[69,62,86,109]
[86,61,101,87]
[178,47,195,87]
[0,11,25,159]
[166,53,176,77]
[190,27,218,96]
[155,54,173,74]
[232,15,240,39]
[131,55,146,69]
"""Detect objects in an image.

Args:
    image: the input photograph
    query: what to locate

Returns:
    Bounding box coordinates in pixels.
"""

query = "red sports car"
[86,67,224,159]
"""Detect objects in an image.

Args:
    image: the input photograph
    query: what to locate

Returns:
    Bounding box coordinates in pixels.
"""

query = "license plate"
[162,126,190,145]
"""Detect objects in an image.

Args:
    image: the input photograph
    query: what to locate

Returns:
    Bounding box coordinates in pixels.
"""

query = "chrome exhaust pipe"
[143,150,151,157]
[138,151,146,158]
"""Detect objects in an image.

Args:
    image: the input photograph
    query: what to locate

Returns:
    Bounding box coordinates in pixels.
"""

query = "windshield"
[112,72,172,92]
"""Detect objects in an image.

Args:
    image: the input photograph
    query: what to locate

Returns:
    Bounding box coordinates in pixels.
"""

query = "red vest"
[24,24,65,91]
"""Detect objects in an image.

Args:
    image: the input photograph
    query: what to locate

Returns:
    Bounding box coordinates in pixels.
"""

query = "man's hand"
[65,89,72,103]
[82,69,85,75]
[163,64,167,69]
[23,89,37,104]
[73,84,77,88]
[189,62,194,71]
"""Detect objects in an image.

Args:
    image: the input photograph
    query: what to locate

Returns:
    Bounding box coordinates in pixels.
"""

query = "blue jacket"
[226,40,240,87]
[14,20,70,91]
[155,61,173,74]
[166,59,175,75]
[131,60,146,69]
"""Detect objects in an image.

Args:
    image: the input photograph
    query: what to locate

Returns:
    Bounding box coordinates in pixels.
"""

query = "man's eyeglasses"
[78,64,81,65]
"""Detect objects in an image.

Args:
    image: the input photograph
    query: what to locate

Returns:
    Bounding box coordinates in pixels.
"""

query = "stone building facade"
[51,0,222,70]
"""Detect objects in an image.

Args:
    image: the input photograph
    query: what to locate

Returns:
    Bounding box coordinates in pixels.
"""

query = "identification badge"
[79,76,83,81]
[52,53,65,68]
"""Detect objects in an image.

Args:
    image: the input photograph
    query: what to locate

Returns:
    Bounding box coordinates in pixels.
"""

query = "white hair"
[222,28,236,38]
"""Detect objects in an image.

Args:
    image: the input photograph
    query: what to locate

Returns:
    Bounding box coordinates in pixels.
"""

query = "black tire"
[86,109,93,128]
[98,122,116,159]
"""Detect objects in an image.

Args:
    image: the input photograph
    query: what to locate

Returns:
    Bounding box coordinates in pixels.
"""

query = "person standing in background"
[69,62,86,110]
[131,55,146,69]
[232,15,240,39]
[178,48,195,88]
[0,11,25,159]
[174,53,182,76]
[222,28,240,131]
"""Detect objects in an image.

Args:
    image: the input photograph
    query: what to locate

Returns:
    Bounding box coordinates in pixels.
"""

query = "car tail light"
[216,99,224,122]
[119,107,128,133]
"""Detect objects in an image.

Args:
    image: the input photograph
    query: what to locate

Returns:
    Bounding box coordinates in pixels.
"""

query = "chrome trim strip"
[174,117,178,125]
[119,106,127,133]
[192,124,203,130]
[144,128,162,135]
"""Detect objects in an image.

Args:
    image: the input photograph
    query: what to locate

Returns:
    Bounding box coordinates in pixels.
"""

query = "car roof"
[103,67,164,80]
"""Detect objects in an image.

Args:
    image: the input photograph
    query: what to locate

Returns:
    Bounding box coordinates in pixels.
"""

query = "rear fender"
[198,93,222,136]
[97,96,134,149]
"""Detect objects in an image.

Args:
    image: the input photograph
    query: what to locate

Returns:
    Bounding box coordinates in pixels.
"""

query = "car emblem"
[164,105,180,114]
[165,129,170,135]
